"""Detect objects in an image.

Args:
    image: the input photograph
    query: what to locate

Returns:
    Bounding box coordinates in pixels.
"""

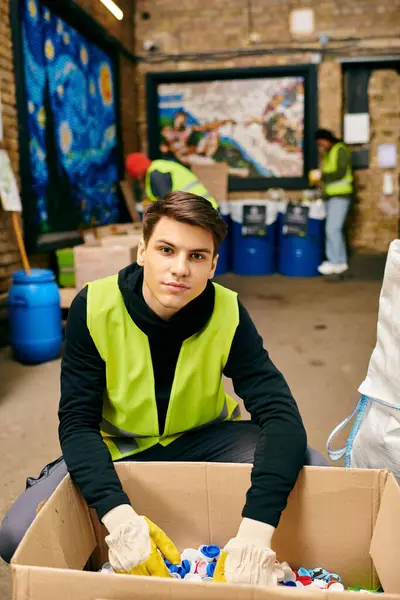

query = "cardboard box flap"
[12,475,96,570]
[370,472,400,593]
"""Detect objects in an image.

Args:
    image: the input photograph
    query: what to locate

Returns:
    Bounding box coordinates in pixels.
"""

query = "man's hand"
[102,504,180,576]
[214,518,277,586]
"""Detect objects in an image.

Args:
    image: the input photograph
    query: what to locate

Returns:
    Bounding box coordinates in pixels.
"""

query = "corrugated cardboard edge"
[370,472,400,593]
[11,474,96,570]
[13,565,400,600]
[369,469,389,590]
[11,564,288,600]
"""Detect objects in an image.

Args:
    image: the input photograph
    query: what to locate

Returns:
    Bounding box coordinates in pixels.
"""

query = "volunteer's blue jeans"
[0,422,327,563]
[325,197,351,264]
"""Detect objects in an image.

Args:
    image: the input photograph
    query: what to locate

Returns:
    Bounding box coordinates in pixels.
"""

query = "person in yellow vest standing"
[310,129,354,277]
[0,193,327,584]
[125,152,218,210]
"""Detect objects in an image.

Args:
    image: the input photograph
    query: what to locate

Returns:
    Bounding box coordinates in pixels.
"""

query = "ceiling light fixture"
[99,0,124,20]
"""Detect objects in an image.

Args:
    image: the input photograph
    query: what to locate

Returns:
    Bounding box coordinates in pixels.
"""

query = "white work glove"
[102,504,180,576]
[214,517,277,586]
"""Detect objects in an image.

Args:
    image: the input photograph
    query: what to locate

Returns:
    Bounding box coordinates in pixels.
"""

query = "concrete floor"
[0,263,385,599]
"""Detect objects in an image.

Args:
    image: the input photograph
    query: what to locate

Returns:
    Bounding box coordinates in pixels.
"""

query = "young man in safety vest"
[0,193,326,584]
[125,152,218,209]
[310,129,354,277]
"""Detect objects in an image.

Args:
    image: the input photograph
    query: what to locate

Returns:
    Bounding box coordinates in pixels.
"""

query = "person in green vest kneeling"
[0,193,327,585]
[125,152,218,210]
[311,129,354,277]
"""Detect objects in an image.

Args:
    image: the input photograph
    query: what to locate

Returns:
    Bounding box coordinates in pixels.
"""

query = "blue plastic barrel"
[9,269,62,364]
[231,200,278,275]
[215,202,231,276]
[278,202,325,277]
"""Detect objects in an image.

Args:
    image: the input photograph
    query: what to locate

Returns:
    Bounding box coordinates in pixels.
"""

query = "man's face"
[137,217,218,319]
[317,139,332,153]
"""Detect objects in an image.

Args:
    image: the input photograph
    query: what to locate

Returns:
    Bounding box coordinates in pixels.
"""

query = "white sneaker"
[318,262,336,275]
[332,263,348,275]
[318,262,349,276]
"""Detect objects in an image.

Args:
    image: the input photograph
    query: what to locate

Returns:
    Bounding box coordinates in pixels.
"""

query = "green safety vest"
[145,159,218,209]
[86,274,240,460]
[322,142,353,197]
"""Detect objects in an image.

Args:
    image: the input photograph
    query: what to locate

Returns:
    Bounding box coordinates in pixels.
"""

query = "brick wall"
[0,0,136,345]
[0,0,20,344]
[134,0,400,250]
[350,70,400,251]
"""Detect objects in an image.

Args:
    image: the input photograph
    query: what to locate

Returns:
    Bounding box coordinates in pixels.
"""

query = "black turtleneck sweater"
[59,264,307,526]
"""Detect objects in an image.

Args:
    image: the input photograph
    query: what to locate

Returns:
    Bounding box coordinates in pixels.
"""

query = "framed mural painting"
[147,65,318,191]
[10,0,124,252]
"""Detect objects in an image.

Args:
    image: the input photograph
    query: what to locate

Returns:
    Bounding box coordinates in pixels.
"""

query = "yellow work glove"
[308,169,322,186]
[102,504,180,577]
[214,518,277,586]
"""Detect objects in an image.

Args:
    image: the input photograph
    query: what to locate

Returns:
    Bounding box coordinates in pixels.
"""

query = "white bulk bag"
[327,240,400,476]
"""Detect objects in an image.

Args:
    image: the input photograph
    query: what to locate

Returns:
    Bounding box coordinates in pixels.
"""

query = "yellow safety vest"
[86,275,240,460]
[322,142,353,197]
[145,159,218,209]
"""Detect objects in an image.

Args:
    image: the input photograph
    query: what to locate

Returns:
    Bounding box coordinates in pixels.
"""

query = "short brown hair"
[142,192,227,254]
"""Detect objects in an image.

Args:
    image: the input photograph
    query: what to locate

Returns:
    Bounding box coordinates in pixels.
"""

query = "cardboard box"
[95,223,142,239]
[192,162,229,203]
[74,244,138,290]
[100,233,142,248]
[10,464,400,599]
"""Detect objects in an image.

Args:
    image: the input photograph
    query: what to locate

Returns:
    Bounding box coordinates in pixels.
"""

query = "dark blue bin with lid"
[9,269,62,364]
[278,201,325,277]
[230,200,278,275]
[215,202,231,276]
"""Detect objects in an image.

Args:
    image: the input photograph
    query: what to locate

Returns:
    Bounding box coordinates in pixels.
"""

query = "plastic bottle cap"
[206,562,216,578]
[328,582,345,592]
[181,560,191,575]
[298,576,313,586]
[181,548,204,563]
[194,561,208,578]
[170,572,182,579]
[199,545,220,561]
[184,573,203,582]
[313,579,327,589]
[189,561,197,574]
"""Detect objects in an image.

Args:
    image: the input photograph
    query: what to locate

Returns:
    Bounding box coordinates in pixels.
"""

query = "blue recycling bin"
[278,202,325,277]
[215,202,231,276]
[231,200,278,276]
[8,269,62,364]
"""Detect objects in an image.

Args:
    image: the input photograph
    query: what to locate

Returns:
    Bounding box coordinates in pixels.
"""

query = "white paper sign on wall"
[0,149,22,212]
[377,143,397,169]
[290,9,315,36]
[343,113,370,145]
